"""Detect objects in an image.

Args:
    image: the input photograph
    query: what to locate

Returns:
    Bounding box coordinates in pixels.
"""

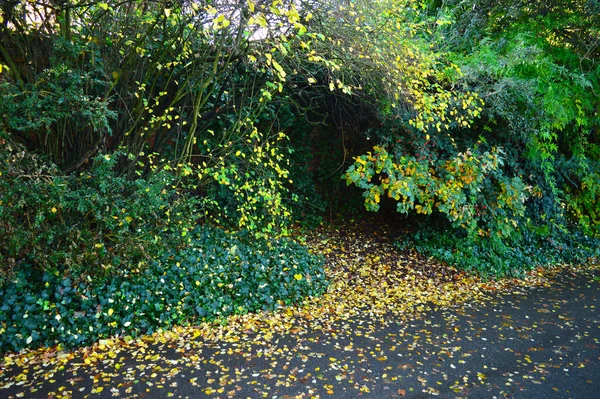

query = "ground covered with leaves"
[1,222,599,398]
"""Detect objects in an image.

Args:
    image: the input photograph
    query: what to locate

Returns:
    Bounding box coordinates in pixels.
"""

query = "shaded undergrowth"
[398,222,600,277]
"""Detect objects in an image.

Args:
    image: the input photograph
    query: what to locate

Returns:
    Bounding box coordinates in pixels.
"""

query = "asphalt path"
[1,269,599,399]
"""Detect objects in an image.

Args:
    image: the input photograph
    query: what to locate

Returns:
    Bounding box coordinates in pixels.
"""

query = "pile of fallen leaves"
[1,220,597,398]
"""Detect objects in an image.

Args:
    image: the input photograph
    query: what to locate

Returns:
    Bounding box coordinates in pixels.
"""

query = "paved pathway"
[1,270,599,398]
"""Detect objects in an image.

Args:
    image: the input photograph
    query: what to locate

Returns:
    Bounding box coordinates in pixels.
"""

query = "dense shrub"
[399,221,600,277]
[345,0,600,256]
[436,0,600,236]
[0,141,197,282]
[0,37,115,168]
[0,139,327,353]
[344,129,533,240]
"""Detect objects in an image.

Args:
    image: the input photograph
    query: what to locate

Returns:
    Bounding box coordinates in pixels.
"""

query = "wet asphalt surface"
[1,269,599,399]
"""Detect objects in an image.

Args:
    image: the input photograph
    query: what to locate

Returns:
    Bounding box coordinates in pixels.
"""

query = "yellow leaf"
[294,274,303,281]
[108,308,114,316]
[164,8,171,17]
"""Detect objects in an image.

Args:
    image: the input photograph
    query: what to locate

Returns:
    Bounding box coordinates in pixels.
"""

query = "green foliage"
[436,0,600,235]
[191,119,295,237]
[450,34,596,179]
[338,0,600,255]
[0,37,115,168]
[559,156,600,237]
[0,0,317,235]
[0,140,197,281]
[0,136,327,353]
[399,221,600,277]
[0,226,327,353]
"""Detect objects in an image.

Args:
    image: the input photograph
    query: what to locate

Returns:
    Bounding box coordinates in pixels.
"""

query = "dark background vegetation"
[1,0,599,352]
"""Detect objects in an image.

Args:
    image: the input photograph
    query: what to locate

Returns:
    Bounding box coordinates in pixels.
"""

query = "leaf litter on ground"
[1,220,599,398]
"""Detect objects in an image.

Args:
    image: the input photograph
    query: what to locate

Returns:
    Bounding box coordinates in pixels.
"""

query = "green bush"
[399,220,600,277]
[0,37,115,168]
[0,139,327,353]
[0,220,326,353]
[0,142,196,282]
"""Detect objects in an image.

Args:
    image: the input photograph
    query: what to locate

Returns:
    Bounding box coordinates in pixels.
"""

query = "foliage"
[449,34,597,189]
[0,37,116,169]
[330,1,504,235]
[1,0,241,167]
[400,221,600,277]
[0,225,326,352]
[0,140,197,282]
[434,0,600,235]
[345,143,532,237]
[0,0,315,235]
[559,156,600,237]
[190,118,296,237]
[282,0,483,126]
[344,0,600,243]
